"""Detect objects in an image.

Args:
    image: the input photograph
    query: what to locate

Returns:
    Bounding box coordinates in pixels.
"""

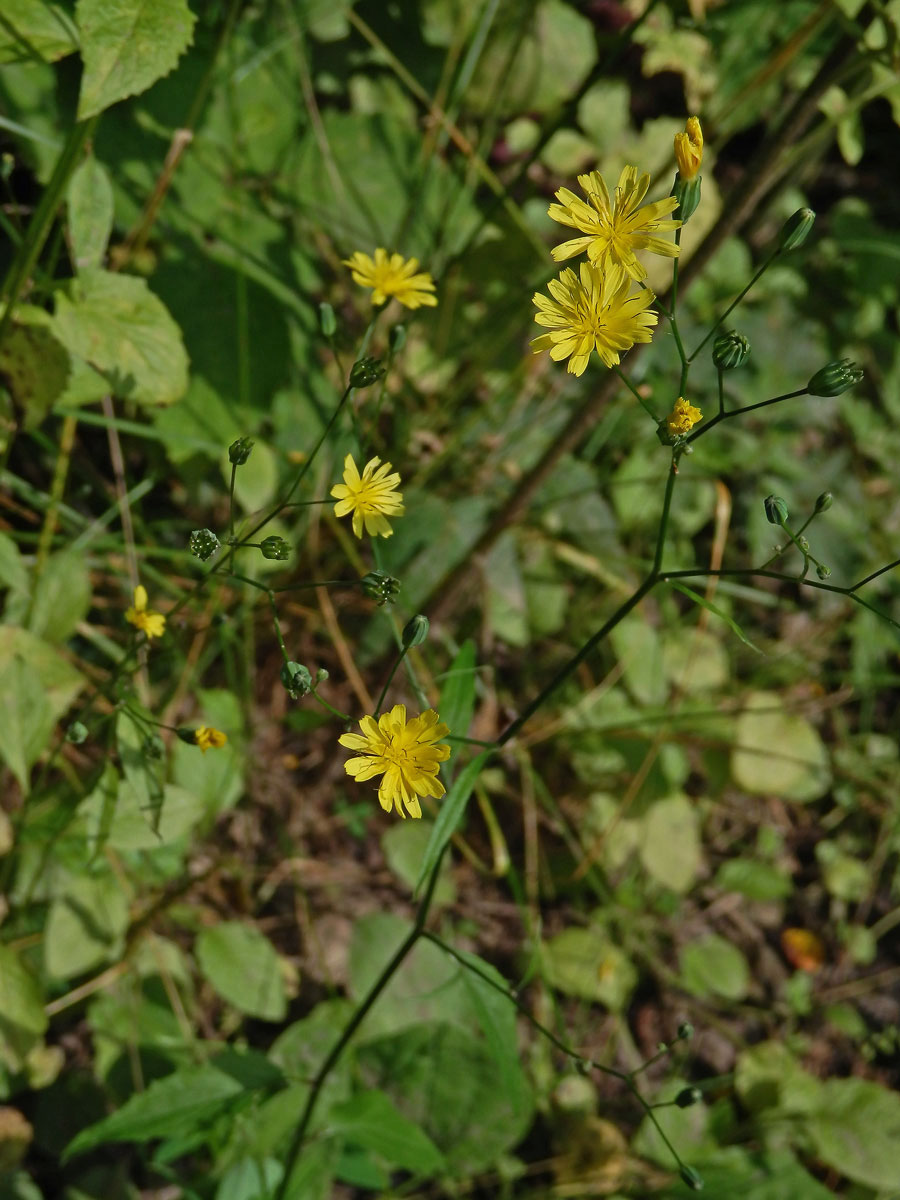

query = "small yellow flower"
[674,117,703,181]
[667,397,702,435]
[343,248,437,309]
[532,261,659,376]
[125,585,166,639]
[331,453,405,539]
[548,165,681,282]
[339,704,451,819]
[194,726,227,753]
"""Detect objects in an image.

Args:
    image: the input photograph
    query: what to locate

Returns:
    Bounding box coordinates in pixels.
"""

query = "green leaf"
[414,750,492,895]
[75,0,196,119]
[64,1064,244,1159]
[610,615,667,706]
[668,581,761,653]
[735,1041,824,1117]
[805,1077,900,1189]
[53,268,189,407]
[44,870,130,979]
[196,922,287,1022]
[228,440,279,514]
[382,821,455,907]
[714,858,792,901]
[542,925,638,1010]
[0,532,29,597]
[0,1,78,64]
[0,318,71,429]
[732,690,831,802]
[67,153,114,270]
[0,626,85,719]
[326,1090,445,1173]
[452,949,523,1100]
[0,945,48,1037]
[0,654,55,792]
[438,639,477,747]
[28,549,91,643]
[680,934,750,1001]
[640,794,702,894]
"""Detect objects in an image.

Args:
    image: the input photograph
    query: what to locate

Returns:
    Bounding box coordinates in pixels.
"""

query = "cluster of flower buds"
[189,528,220,560]
[361,570,401,606]
[281,661,312,699]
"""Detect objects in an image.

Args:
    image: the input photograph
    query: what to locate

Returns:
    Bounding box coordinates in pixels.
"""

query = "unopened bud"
[402,613,429,649]
[189,528,220,561]
[389,324,407,353]
[677,1022,694,1041]
[349,356,386,388]
[66,721,88,744]
[315,668,329,684]
[671,173,701,223]
[281,661,312,699]
[228,436,254,465]
[680,1165,704,1191]
[260,535,290,561]
[816,563,832,579]
[319,301,337,338]
[777,208,815,252]
[807,359,863,397]
[814,492,833,513]
[764,495,789,525]
[712,330,751,371]
[675,1087,703,1108]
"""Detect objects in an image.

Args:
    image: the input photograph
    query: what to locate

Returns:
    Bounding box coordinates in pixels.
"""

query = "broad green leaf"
[714,858,791,901]
[196,922,287,1022]
[656,1148,834,1199]
[28,549,91,643]
[662,626,731,695]
[0,532,29,596]
[640,794,701,894]
[75,0,196,119]
[0,945,48,1036]
[438,639,477,746]
[326,1090,445,1173]
[0,626,84,719]
[485,532,528,647]
[44,870,130,979]
[732,690,831,802]
[805,1077,900,1189]
[64,1064,244,1158]
[67,153,114,270]
[0,1,78,64]
[735,1041,824,1117]
[542,925,637,1010]
[227,440,279,514]
[414,750,492,894]
[54,268,189,407]
[452,948,523,1100]
[610,615,667,706]
[680,935,750,1001]
[0,655,55,792]
[116,709,164,826]
[0,319,70,429]
[668,581,761,654]
[81,778,207,853]
[217,1158,283,1200]
[382,821,455,907]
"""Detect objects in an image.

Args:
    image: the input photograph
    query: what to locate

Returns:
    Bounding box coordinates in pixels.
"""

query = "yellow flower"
[125,585,166,639]
[331,453,405,539]
[548,165,681,282]
[532,261,659,376]
[194,726,227,753]
[339,704,451,819]
[667,397,702,435]
[674,117,703,181]
[343,248,438,309]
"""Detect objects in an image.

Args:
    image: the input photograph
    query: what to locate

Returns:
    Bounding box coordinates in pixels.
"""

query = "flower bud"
[679,1165,704,1191]
[318,301,337,338]
[189,528,220,561]
[807,359,863,397]
[361,570,401,606]
[389,324,407,353]
[677,1022,694,1041]
[65,721,88,744]
[260,535,290,561]
[777,207,815,252]
[764,495,789,525]
[675,1087,703,1108]
[349,356,386,388]
[228,436,254,465]
[712,330,751,370]
[674,117,703,181]
[281,661,312,699]
[671,174,701,223]
[401,613,429,649]
[315,667,329,684]
[816,563,832,579]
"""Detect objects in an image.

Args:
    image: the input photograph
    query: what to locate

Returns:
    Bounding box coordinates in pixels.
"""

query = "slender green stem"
[652,456,678,575]
[373,645,409,717]
[311,691,351,722]
[688,250,778,362]
[267,592,290,664]
[687,388,809,444]
[851,558,900,592]
[613,365,658,421]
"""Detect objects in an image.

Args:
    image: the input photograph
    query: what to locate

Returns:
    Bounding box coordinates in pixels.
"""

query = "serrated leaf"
[196,922,287,1022]
[0,1,78,64]
[75,0,196,119]
[326,1090,445,1173]
[53,268,189,406]
[67,153,114,269]
[0,654,55,792]
[414,750,492,895]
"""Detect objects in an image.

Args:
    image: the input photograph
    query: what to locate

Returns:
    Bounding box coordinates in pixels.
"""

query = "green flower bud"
[814,492,833,513]
[389,324,407,353]
[675,1087,703,1108]
[712,329,751,370]
[228,436,254,465]
[260,535,290,561]
[671,173,702,223]
[315,667,329,684]
[807,359,864,397]
[349,356,386,389]
[401,613,429,649]
[816,563,832,579]
[778,207,815,252]
[189,528,220,561]
[318,301,337,338]
[281,661,312,699]
[680,1165,704,1191]
[764,495,789,525]
[361,570,401,606]
[65,721,88,744]
[677,1022,694,1041]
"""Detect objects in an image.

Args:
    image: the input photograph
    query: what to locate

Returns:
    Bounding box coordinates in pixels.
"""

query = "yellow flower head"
[339,704,451,819]
[125,585,166,639]
[331,453,405,539]
[548,165,681,282]
[532,261,659,376]
[667,397,702,435]
[193,726,227,753]
[674,117,703,181]
[343,248,438,309]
